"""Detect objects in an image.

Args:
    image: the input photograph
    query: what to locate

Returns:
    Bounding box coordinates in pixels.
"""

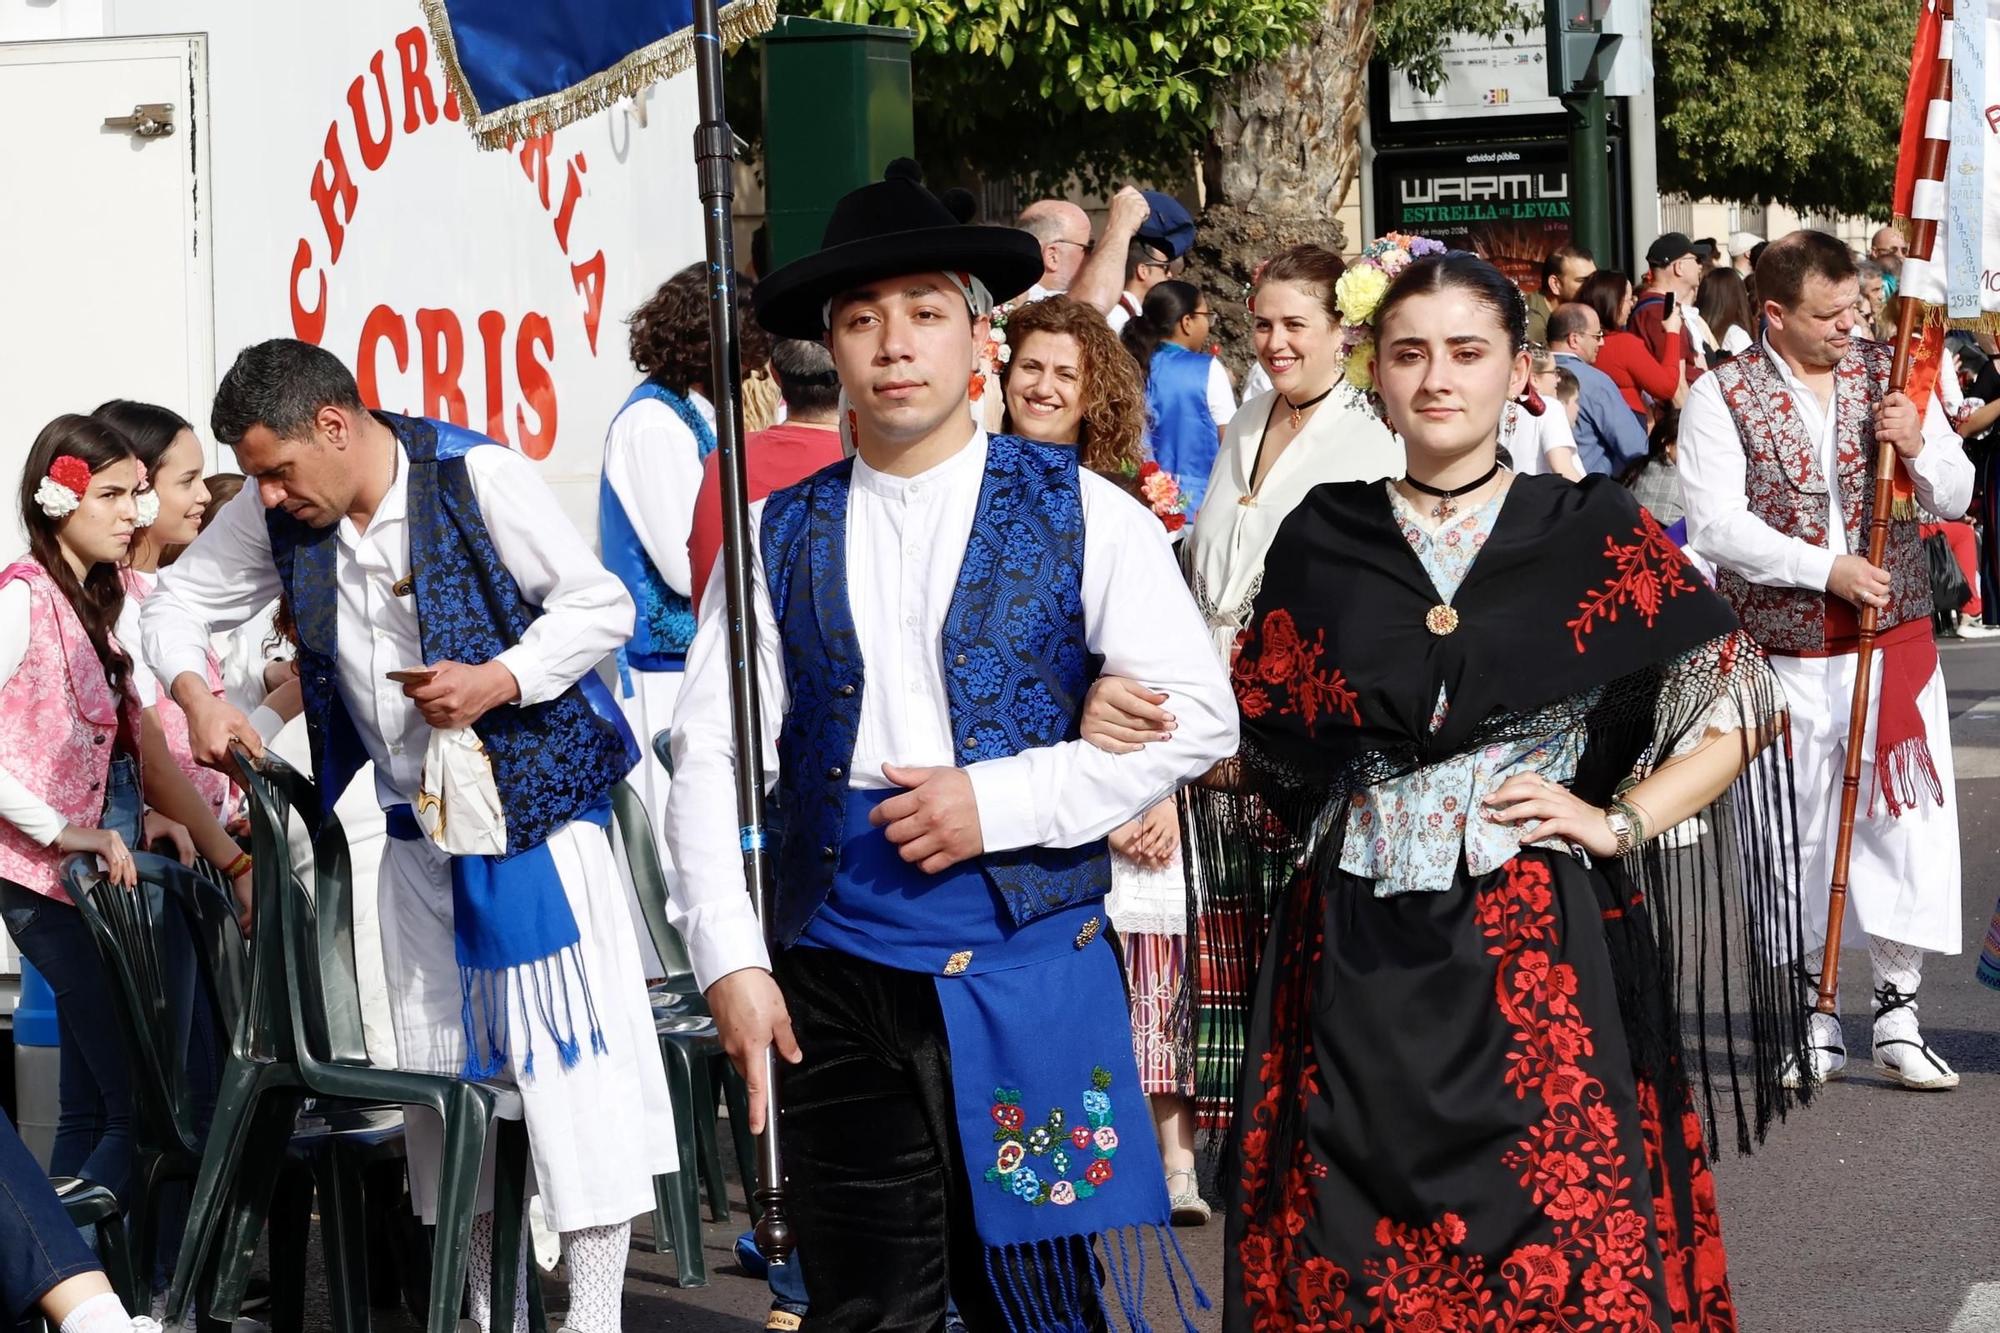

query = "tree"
[1653,0,1911,219]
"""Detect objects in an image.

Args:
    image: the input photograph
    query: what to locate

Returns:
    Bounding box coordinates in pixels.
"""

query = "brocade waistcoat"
[759,434,1108,947]
[1710,340,1931,652]
[269,413,638,851]
[599,380,715,670]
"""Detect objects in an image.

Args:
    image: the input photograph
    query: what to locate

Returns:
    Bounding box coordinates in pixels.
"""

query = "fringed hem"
[1877,271,2000,335]
[420,0,780,150]
[1874,734,1944,817]
[983,1225,1209,1333]
[459,944,609,1081]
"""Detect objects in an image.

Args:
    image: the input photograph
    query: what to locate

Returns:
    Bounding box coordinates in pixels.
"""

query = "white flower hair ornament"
[1334,233,1448,411]
[133,461,159,528]
[35,455,93,519]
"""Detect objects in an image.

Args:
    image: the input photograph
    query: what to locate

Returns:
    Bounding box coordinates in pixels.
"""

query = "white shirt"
[603,390,714,601]
[1205,358,1238,428]
[0,582,73,844]
[1683,304,1716,361]
[142,436,635,811]
[1106,292,1142,334]
[1719,324,1754,358]
[1241,361,1273,404]
[1189,387,1403,657]
[1502,400,1578,478]
[1679,339,1972,592]
[663,430,1238,990]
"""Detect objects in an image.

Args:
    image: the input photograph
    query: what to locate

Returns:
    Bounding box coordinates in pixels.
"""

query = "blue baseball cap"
[1136,191,1196,261]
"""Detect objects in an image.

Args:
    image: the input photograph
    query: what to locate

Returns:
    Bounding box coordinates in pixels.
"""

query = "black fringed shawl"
[1186,474,1813,1211]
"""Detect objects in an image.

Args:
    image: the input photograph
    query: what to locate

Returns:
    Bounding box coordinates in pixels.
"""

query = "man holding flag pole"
[1677,0,1997,1089]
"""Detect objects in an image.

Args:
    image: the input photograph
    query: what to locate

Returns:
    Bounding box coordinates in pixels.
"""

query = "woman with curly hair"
[997,293,1214,1223]
[600,262,772,850]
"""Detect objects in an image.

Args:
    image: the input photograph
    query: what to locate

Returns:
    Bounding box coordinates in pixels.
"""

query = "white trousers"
[378,818,677,1232]
[1774,650,1962,955]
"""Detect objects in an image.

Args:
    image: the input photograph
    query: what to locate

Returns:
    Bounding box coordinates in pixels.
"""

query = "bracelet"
[221,851,253,880]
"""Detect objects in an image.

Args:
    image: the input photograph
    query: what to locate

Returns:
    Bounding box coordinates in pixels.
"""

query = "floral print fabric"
[1340,486,1585,895]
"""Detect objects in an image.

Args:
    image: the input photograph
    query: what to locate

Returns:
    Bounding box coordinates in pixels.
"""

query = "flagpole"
[691,0,793,1264]
[1818,0,1954,1016]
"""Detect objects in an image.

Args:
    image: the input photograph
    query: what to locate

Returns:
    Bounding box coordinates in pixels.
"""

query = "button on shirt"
[1679,339,1971,591]
[664,431,1238,990]
[141,437,635,811]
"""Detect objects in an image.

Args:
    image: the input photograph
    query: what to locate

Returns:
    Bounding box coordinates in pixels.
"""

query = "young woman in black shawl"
[1086,250,1812,1330]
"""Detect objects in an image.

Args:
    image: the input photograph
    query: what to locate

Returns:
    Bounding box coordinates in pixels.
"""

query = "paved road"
[531,638,2000,1331]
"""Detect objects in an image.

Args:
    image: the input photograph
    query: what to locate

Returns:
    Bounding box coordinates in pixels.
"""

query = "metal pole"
[691,0,793,1265]
[1562,84,1613,263]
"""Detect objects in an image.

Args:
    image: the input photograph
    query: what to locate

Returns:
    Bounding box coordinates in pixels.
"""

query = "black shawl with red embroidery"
[1187,474,1811,1199]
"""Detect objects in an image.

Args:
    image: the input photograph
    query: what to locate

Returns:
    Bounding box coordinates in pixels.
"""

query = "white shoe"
[130,1320,164,1333]
[1958,620,2000,638]
[1873,993,1959,1090]
[1779,1011,1847,1089]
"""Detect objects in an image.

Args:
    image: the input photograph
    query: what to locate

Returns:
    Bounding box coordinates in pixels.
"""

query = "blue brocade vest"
[598,379,716,672]
[759,434,1109,947]
[270,414,639,854]
[1145,342,1221,513]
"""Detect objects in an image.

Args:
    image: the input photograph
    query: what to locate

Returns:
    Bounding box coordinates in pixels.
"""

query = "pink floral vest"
[0,563,127,901]
[122,570,234,821]
[1709,340,1930,653]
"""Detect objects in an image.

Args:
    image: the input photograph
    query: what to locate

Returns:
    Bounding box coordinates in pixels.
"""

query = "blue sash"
[798,791,1208,1331]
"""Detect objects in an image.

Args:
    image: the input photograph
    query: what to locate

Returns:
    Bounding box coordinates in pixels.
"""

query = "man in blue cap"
[1068,185,1196,328]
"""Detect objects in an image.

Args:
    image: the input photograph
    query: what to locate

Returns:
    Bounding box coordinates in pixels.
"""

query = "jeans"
[0,1103,101,1322]
[772,946,1102,1333]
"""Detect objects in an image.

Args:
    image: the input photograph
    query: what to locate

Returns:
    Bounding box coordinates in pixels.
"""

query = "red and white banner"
[1893,0,2000,324]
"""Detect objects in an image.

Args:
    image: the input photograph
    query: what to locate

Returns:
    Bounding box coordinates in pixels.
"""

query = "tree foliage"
[730,0,1534,194]
[1654,0,1911,218]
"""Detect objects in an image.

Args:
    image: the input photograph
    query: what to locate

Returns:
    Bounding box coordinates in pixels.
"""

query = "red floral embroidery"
[1636,1079,1737,1329]
[1232,609,1361,732]
[1567,511,1699,652]
[1235,857,1687,1331]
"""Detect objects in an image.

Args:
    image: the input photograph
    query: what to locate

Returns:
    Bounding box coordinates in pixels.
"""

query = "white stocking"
[467,1210,530,1333]
[559,1223,632,1333]
[1869,936,1926,1031]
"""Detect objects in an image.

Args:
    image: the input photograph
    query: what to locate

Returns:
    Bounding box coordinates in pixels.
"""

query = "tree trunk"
[1191,0,1375,374]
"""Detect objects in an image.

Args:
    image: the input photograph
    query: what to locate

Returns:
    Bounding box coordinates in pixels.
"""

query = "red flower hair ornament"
[35,456,93,519]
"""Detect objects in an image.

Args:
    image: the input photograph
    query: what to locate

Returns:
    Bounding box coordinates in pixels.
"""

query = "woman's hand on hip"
[1480,772,1617,858]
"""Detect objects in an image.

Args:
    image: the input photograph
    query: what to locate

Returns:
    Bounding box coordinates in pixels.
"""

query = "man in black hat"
[1634,231,1715,384]
[664,162,1235,1329]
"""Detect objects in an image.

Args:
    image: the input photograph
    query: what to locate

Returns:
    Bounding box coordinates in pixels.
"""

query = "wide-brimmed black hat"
[754,160,1043,340]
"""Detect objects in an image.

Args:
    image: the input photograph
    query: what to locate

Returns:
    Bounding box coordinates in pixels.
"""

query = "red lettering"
[514,314,557,458]
[416,308,469,424]
[443,74,461,122]
[519,135,553,209]
[395,27,440,133]
[347,50,394,171]
[476,310,511,444]
[553,153,588,252]
[571,251,606,354]
[1988,104,2000,134]
[290,239,327,345]
[310,123,359,265]
[357,305,410,410]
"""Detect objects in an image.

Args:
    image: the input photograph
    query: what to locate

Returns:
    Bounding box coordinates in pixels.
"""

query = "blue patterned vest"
[1144,342,1221,513]
[598,380,716,673]
[759,434,1108,947]
[270,414,640,853]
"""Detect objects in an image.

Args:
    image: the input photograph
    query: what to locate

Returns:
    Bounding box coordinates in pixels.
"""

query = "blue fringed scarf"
[384,802,611,1079]
[800,792,1210,1331]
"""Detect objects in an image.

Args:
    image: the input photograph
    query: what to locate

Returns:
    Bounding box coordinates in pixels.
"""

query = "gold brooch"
[392,575,415,597]
[1073,916,1102,949]
[1426,605,1459,636]
[942,950,973,976]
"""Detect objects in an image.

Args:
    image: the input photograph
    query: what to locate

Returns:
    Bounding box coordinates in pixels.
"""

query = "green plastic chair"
[608,778,758,1288]
[164,753,534,1333]
[52,1177,138,1312]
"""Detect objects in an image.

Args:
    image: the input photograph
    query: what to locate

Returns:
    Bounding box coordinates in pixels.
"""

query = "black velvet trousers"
[773,945,1104,1333]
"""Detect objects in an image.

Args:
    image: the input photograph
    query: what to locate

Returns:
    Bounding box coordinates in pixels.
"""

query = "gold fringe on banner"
[420,0,780,151]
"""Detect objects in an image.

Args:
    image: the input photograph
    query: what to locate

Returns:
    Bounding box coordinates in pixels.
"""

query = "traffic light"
[1544,0,1621,96]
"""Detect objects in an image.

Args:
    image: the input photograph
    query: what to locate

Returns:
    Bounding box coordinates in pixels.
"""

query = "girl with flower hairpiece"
[1086,247,1818,1328]
[0,416,169,1207]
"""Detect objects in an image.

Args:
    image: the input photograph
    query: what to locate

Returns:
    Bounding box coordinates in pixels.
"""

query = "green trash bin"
[761,16,915,269]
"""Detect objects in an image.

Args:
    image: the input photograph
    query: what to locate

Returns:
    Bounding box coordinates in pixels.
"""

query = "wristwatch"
[1604,807,1636,858]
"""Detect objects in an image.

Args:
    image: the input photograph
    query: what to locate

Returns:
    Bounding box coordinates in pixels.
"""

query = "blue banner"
[421,0,777,148]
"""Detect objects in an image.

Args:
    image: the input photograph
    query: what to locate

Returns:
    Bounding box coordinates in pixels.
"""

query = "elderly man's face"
[1871,227,1908,275]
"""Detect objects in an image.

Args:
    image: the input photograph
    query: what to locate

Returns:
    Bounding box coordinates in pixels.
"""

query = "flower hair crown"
[34,455,154,524]
[1333,232,1447,399]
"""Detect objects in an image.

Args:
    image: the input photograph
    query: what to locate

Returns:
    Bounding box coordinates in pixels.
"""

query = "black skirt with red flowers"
[1224,849,1735,1333]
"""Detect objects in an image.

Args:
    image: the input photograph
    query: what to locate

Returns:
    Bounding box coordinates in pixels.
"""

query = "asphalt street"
[352,636,2000,1333]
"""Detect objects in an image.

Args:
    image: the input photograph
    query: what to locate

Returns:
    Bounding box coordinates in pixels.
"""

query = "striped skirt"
[1120,931,1194,1097]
